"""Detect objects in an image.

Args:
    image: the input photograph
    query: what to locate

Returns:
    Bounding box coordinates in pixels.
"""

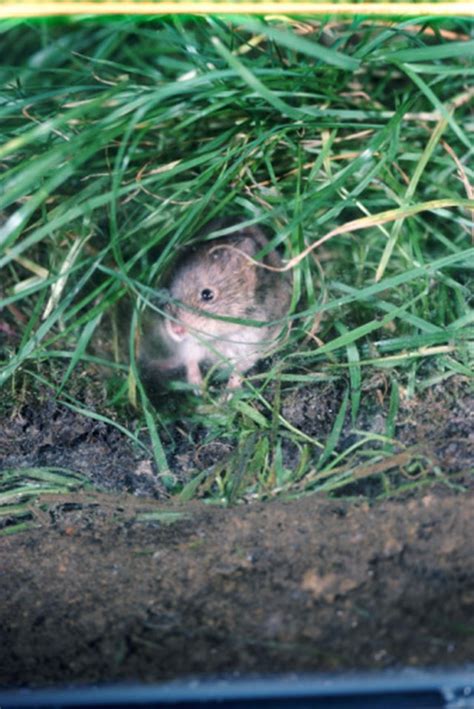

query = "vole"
[139,218,292,392]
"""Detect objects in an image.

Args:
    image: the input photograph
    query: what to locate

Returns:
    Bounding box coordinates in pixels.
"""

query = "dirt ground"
[1,373,473,688]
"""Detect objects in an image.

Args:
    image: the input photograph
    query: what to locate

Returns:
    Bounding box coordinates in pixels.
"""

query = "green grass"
[0,467,93,536]
[0,14,473,516]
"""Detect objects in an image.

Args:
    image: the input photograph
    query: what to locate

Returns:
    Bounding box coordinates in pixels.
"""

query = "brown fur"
[140,219,292,392]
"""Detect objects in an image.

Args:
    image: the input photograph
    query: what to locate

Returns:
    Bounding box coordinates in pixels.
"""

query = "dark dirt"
[0,373,473,688]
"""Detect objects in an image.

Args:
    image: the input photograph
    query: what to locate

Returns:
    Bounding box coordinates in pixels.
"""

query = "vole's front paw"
[185,360,206,396]
[227,372,243,390]
[217,372,244,403]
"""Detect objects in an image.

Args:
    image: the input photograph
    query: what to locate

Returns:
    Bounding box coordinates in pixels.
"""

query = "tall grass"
[0,15,473,505]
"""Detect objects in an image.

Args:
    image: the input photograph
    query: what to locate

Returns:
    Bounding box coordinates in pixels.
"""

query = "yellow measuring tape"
[0,1,473,17]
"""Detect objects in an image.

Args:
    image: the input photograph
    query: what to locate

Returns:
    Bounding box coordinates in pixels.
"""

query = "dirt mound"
[2,487,474,687]
[1,374,473,687]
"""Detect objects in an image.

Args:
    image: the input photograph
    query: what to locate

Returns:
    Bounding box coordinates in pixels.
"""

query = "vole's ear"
[209,237,257,265]
[237,224,271,256]
[234,235,258,257]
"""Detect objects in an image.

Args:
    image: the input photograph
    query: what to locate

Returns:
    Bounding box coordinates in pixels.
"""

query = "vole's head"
[165,233,260,341]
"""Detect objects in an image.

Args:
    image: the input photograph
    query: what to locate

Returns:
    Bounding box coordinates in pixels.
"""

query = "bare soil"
[0,373,473,688]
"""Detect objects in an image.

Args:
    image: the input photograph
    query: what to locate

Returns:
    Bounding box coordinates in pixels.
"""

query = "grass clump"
[0,467,93,536]
[0,15,473,508]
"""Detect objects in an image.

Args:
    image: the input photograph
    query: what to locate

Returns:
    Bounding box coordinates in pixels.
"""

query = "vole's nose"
[168,320,187,341]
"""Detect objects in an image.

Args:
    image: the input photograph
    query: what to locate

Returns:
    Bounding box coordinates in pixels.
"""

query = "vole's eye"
[200,288,214,302]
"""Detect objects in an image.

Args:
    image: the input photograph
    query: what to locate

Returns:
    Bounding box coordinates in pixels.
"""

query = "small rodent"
[139,218,292,392]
